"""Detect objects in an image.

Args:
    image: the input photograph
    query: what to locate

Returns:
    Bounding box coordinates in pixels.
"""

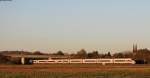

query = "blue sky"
[0,0,150,53]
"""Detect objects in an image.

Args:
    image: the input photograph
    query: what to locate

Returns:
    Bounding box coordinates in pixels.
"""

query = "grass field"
[0,64,150,78]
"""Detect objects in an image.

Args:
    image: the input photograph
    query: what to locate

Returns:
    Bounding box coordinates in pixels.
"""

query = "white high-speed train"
[33,58,135,64]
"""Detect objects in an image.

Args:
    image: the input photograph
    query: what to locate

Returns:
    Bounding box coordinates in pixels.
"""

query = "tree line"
[51,49,133,59]
[0,48,150,64]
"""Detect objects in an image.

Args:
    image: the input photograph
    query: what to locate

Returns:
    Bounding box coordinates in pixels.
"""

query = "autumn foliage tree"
[33,51,43,55]
[76,49,87,59]
[55,51,64,55]
[87,51,99,58]
[134,48,150,63]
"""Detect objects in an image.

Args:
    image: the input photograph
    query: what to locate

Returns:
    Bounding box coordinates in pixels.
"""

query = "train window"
[63,61,69,62]
[127,60,132,62]
[98,60,111,62]
[115,60,126,62]
[84,60,96,62]
[48,61,55,62]
[70,61,81,62]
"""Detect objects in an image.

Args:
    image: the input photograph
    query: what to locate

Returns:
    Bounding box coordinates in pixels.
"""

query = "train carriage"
[33,58,135,64]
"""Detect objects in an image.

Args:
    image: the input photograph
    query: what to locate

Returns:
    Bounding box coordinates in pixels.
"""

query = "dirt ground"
[0,64,150,73]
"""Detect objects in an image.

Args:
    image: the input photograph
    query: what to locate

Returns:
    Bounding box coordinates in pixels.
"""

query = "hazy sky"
[0,0,150,53]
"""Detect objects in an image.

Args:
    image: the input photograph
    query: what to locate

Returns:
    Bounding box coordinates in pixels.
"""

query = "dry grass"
[0,64,150,78]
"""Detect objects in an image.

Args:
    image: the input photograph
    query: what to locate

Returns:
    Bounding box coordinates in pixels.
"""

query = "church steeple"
[133,44,137,53]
